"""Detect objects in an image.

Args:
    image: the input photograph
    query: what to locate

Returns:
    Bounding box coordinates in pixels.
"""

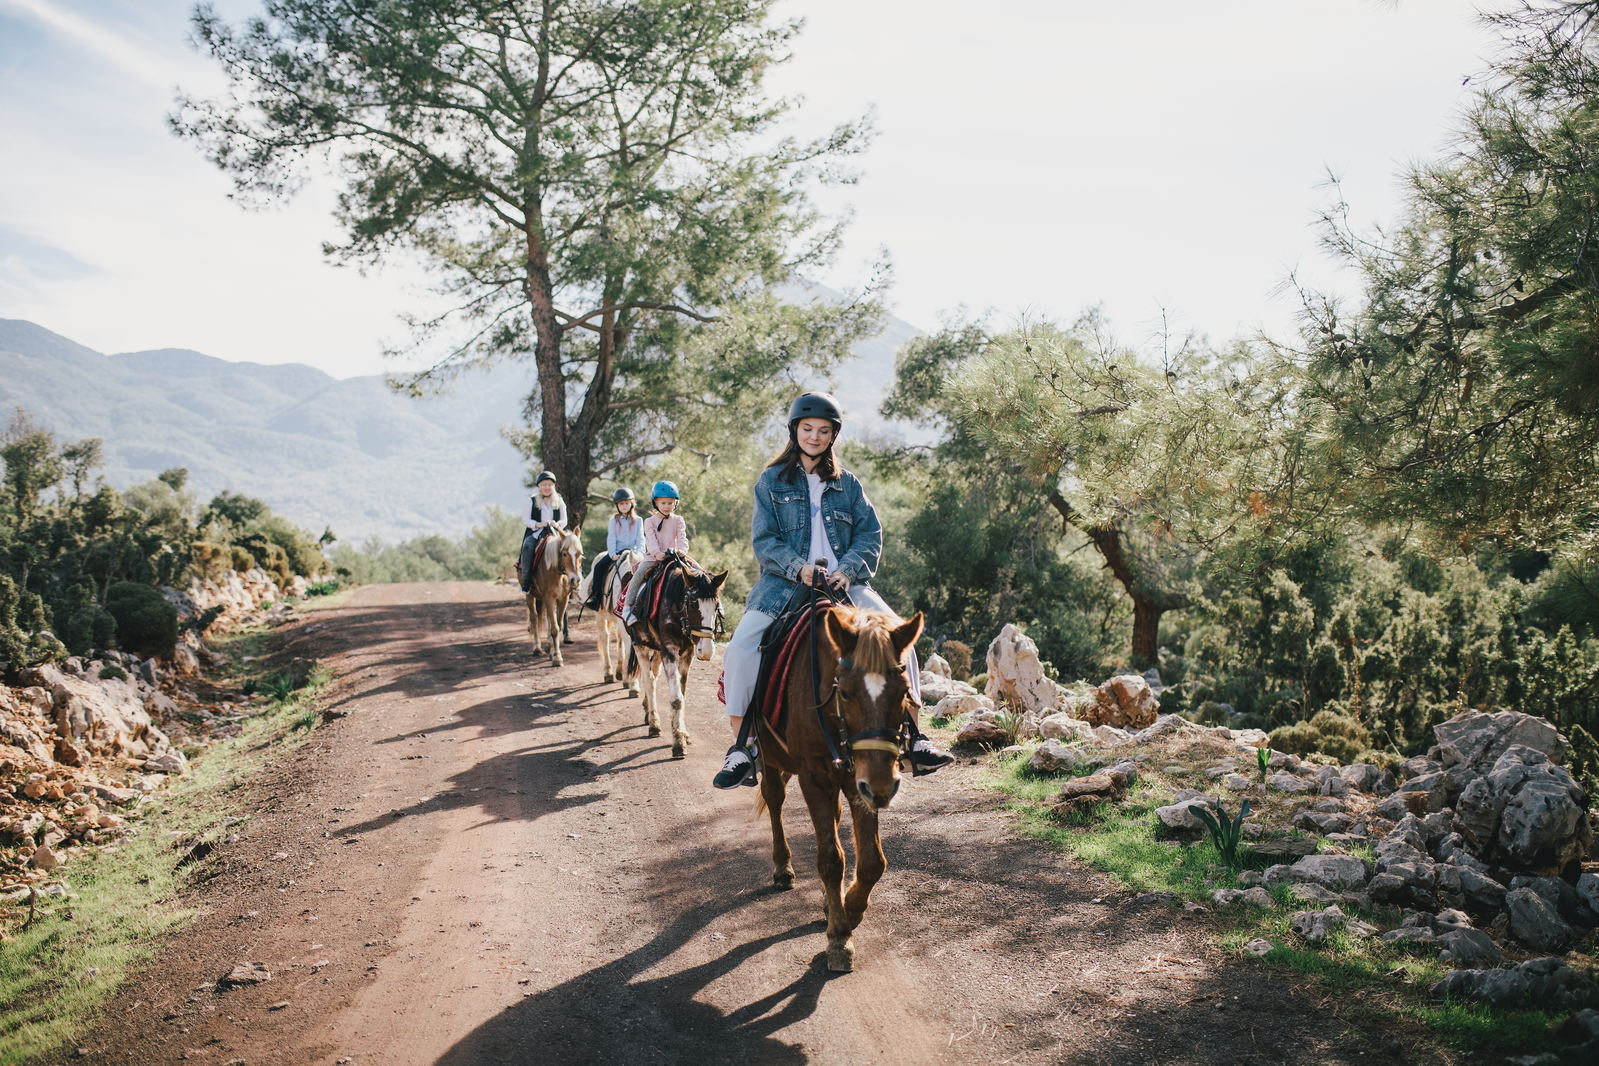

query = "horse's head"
[560,531,583,581]
[821,606,925,811]
[685,569,728,661]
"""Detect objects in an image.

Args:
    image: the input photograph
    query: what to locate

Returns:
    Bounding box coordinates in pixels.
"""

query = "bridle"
[659,551,726,644]
[805,567,922,775]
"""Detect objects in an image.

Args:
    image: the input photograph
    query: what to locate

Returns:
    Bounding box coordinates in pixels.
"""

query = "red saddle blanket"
[761,603,823,728]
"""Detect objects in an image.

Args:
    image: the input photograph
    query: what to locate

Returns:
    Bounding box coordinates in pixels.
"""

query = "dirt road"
[64,582,1414,1065]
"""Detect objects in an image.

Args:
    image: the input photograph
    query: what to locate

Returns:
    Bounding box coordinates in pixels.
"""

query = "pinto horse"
[580,548,640,692]
[755,602,924,973]
[627,555,727,757]
[524,529,583,666]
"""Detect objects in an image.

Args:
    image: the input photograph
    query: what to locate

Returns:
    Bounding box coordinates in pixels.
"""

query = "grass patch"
[968,740,1581,1060]
[0,642,333,1064]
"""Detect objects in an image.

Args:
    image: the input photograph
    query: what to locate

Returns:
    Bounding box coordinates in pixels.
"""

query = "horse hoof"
[603,673,614,683]
[648,726,661,738]
[826,944,854,973]
[773,871,794,890]
[552,658,563,668]
[671,745,685,759]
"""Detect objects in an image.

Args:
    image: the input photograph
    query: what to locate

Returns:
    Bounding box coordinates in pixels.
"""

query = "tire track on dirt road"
[62,582,1421,1066]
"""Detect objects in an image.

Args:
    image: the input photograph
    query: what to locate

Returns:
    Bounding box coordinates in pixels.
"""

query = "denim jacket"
[746,464,882,616]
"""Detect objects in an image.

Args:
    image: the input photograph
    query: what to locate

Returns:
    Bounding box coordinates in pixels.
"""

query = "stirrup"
[713,747,755,789]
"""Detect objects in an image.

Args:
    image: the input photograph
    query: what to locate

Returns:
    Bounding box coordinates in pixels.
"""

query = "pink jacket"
[644,513,689,557]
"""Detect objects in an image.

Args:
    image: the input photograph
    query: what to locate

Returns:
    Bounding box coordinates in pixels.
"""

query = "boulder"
[1244,938,1274,956]
[1268,771,1318,794]
[1059,770,1127,799]
[1039,713,1097,744]
[1131,714,1191,744]
[49,671,168,761]
[1506,887,1573,952]
[1290,883,1342,904]
[1290,905,1347,944]
[932,694,995,720]
[1288,854,1370,890]
[1400,769,1462,813]
[1577,872,1599,917]
[1437,928,1502,967]
[1156,798,1216,831]
[145,749,189,774]
[1088,675,1159,730]
[1093,725,1131,746]
[1455,745,1592,872]
[923,653,952,679]
[1029,740,1077,775]
[1435,709,1566,774]
[1339,763,1384,792]
[984,625,1070,717]
[1432,957,1596,1011]
[30,844,60,871]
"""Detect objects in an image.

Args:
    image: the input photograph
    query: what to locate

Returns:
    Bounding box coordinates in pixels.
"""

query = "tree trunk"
[1049,491,1181,669]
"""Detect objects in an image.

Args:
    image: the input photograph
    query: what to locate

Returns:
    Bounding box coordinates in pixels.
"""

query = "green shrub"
[97,663,128,681]
[103,582,178,660]
[941,640,974,681]
[1269,709,1373,764]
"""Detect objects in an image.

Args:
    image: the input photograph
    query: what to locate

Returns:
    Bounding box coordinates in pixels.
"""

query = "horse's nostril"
[888,779,901,801]
[856,780,873,801]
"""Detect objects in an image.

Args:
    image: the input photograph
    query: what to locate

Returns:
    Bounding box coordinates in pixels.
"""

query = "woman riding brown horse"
[755,597,924,973]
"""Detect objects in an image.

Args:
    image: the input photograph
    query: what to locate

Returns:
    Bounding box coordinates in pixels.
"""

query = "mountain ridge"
[0,308,921,541]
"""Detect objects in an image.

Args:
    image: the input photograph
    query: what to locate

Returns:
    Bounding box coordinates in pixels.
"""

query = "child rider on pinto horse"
[620,480,690,626]
[713,392,954,789]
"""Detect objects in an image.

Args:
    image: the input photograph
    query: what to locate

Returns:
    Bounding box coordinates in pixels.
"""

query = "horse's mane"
[831,605,904,674]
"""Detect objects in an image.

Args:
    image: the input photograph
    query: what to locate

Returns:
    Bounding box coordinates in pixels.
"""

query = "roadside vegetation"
[0,628,332,1064]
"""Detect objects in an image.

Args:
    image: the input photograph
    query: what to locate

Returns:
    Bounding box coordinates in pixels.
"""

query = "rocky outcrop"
[1086,675,1159,731]
[1432,957,1597,1011]
[984,625,1072,717]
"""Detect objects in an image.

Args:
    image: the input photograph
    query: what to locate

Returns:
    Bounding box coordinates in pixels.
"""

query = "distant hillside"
[0,305,922,541]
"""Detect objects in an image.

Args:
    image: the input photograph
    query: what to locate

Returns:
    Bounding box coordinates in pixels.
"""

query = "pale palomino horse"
[626,556,727,757]
[524,529,583,666]
[579,548,640,693]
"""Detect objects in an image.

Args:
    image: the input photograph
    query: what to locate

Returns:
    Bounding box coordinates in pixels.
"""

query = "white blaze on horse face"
[694,598,717,660]
[863,673,886,702]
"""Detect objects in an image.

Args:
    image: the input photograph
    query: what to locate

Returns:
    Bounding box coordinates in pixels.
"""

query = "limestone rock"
[1339,763,1385,792]
[923,653,952,679]
[30,843,59,871]
[1243,938,1274,956]
[1288,854,1370,890]
[49,671,166,761]
[1131,715,1191,744]
[984,625,1069,717]
[1028,740,1077,775]
[1456,745,1592,872]
[1039,713,1097,744]
[145,749,189,774]
[1432,957,1596,1011]
[1059,770,1127,799]
[1093,725,1131,746]
[221,962,272,987]
[1156,798,1216,831]
[1506,887,1573,952]
[1290,905,1347,944]
[1224,774,1252,792]
[1088,674,1159,730]
[1267,771,1318,794]
[173,644,200,676]
[1437,928,1502,967]
[1435,709,1566,774]
[1250,835,1320,860]
[932,694,994,720]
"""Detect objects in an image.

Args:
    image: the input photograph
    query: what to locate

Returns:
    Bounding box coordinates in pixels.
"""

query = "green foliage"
[103,581,178,660]
[1189,797,1252,868]
[327,506,522,586]
[1256,744,1269,781]
[179,0,878,525]
[941,639,973,681]
[1269,710,1374,765]
[96,663,128,681]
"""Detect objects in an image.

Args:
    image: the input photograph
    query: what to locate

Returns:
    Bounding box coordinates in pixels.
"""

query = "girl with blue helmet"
[713,392,953,788]
[621,479,690,624]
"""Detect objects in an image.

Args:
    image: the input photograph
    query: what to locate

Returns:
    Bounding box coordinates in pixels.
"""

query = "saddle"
[627,551,700,648]
[748,596,835,730]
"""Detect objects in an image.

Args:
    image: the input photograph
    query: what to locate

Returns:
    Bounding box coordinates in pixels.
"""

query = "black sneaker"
[908,737,954,771]
[713,747,755,789]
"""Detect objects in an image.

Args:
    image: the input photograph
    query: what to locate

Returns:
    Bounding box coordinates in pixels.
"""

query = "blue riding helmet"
[535,470,556,485]
[612,487,635,502]
[651,480,680,500]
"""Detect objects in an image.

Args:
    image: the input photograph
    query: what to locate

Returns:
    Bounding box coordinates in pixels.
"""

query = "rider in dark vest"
[517,471,566,593]
[713,392,954,788]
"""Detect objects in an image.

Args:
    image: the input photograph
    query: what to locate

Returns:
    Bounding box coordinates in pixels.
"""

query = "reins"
[805,562,917,772]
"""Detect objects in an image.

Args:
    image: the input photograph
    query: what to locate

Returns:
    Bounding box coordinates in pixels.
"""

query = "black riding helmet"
[788,391,842,433]
[612,487,635,503]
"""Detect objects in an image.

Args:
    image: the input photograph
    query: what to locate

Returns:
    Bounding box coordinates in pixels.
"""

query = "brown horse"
[628,556,728,757]
[524,529,583,666]
[755,603,924,973]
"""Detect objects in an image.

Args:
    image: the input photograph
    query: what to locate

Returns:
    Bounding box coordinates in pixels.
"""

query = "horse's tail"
[626,645,638,676]
[753,788,768,819]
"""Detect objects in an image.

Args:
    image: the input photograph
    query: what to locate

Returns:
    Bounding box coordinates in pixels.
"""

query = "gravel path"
[58,581,1433,1065]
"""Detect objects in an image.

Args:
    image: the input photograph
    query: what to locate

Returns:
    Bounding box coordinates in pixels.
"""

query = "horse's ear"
[821,607,857,655]
[711,570,728,590]
[890,612,925,660]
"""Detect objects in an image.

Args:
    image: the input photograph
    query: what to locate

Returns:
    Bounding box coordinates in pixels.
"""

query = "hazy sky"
[1,0,1494,378]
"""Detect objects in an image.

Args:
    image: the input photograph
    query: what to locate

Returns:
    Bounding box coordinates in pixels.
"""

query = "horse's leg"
[642,650,662,737]
[843,803,886,935]
[622,628,639,695]
[762,768,794,889]
[598,617,614,682]
[664,652,689,757]
[797,774,852,972]
[525,596,544,657]
[550,590,565,667]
